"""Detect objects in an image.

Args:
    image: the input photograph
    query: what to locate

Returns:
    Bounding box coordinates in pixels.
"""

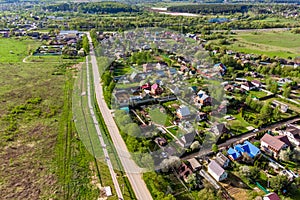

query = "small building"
[215,152,230,168]
[143,63,154,72]
[263,192,280,200]
[210,123,229,136]
[241,81,256,91]
[272,100,288,113]
[194,90,211,107]
[260,133,291,157]
[251,80,262,88]
[151,83,163,95]
[178,162,193,182]
[284,124,300,146]
[187,158,202,172]
[176,105,191,119]
[155,137,167,146]
[224,84,235,92]
[207,160,227,182]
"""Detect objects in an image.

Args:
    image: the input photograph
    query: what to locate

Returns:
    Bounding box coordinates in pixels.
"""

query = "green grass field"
[0,38,100,199]
[229,31,300,59]
[0,37,41,62]
[149,107,167,126]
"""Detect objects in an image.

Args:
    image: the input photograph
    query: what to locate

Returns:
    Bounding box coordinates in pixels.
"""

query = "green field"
[149,107,167,126]
[0,38,100,199]
[229,31,300,59]
[0,37,41,62]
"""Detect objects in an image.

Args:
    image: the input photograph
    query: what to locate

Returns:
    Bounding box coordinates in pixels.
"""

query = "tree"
[260,102,272,122]
[279,147,292,162]
[292,146,300,162]
[212,144,218,153]
[191,141,200,151]
[270,175,289,192]
[282,84,291,98]
[125,123,141,137]
[160,156,181,172]
[82,34,90,54]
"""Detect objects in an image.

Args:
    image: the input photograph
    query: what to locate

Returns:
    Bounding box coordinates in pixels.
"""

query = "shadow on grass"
[223,172,251,190]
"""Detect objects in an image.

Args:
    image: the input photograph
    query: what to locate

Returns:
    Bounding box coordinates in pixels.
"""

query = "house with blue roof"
[227,141,261,161]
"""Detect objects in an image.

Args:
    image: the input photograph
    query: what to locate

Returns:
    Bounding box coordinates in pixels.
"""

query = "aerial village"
[98,29,300,199]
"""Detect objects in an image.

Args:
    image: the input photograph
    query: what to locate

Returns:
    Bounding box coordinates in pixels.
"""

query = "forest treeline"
[42,2,139,14]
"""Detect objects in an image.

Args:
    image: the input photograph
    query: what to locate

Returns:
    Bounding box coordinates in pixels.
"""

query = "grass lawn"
[149,107,168,126]
[228,31,300,59]
[248,90,268,99]
[227,112,255,135]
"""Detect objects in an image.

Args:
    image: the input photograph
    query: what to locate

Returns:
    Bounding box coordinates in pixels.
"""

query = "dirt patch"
[0,124,58,200]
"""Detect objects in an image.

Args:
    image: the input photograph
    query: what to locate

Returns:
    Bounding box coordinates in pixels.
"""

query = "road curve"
[86,32,153,200]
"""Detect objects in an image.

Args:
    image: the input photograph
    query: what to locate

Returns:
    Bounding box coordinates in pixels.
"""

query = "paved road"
[182,117,300,160]
[86,33,153,200]
[218,117,300,149]
[85,57,123,199]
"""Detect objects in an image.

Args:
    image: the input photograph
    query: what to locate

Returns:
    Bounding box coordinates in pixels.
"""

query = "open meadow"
[0,38,99,199]
[229,31,300,59]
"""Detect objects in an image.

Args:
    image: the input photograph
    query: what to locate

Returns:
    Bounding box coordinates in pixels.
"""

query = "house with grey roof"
[207,160,227,181]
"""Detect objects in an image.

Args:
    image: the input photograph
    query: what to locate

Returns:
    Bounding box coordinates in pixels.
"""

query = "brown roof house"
[260,134,291,157]
[207,160,228,182]
[284,124,300,146]
[177,162,193,182]
[215,152,230,168]
[187,158,202,172]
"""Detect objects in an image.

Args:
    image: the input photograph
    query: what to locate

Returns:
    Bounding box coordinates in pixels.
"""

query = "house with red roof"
[263,192,281,200]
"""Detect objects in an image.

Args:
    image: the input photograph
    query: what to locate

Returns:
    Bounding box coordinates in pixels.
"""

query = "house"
[228,141,261,161]
[151,83,163,95]
[214,63,227,76]
[224,84,235,92]
[178,121,194,133]
[283,124,300,146]
[272,100,288,113]
[155,137,167,146]
[194,90,211,107]
[169,85,180,95]
[263,192,281,200]
[207,160,227,181]
[210,123,229,136]
[278,78,292,86]
[178,162,193,182]
[176,105,191,119]
[187,158,202,172]
[260,133,291,157]
[180,132,196,148]
[215,152,230,168]
[143,63,154,72]
[196,112,207,121]
[241,81,256,91]
[251,80,262,88]
[168,68,177,77]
